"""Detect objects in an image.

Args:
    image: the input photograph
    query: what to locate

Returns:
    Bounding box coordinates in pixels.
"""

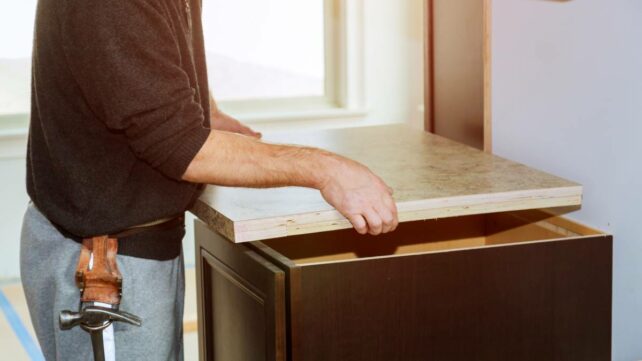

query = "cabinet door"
[195,221,286,361]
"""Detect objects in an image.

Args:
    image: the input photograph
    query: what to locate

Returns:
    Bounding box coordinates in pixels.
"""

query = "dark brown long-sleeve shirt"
[27,0,211,259]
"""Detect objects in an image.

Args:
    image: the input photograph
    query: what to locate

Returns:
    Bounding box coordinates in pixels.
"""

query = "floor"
[0,268,200,361]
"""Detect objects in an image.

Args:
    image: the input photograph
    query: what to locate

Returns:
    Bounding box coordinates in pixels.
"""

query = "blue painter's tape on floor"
[0,290,44,361]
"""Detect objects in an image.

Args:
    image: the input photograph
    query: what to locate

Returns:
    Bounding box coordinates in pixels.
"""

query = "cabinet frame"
[424,0,493,152]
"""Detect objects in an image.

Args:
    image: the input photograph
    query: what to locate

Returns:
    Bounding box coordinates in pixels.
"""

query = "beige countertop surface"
[191,124,582,243]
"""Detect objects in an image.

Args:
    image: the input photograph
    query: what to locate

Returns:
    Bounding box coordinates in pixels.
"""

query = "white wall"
[0,148,29,280]
[0,0,424,280]
[491,0,642,359]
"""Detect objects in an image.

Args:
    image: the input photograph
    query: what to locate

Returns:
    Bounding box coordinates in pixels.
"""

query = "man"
[21,0,398,360]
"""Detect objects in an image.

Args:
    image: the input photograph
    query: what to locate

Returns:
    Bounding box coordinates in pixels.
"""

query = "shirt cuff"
[158,125,211,181]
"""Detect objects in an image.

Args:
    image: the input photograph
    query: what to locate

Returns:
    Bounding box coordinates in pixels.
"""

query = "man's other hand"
[319,156,398,236]
[211,110,262,138]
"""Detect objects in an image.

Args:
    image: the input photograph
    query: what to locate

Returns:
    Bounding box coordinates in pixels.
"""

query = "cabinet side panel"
[431,0,485,149]
[551,235,612,359]
[295,236,611,361]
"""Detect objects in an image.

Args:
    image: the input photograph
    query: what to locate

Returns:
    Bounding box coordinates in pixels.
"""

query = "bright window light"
[202,0,326,101]
[0,0,37,115]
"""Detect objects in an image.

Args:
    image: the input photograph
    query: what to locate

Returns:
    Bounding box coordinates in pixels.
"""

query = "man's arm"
[183,130,399,235]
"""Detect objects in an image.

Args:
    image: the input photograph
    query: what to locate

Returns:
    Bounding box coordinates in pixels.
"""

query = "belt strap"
[108,215,184,239]
[74,216,183,304]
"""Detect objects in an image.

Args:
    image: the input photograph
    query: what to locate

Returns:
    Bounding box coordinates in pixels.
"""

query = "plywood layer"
[191,125,582,243]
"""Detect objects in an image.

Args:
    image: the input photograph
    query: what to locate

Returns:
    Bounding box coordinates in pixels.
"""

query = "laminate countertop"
[191,124,582,243]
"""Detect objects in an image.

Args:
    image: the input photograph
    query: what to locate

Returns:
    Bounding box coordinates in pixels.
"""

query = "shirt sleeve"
[59,0,210,180]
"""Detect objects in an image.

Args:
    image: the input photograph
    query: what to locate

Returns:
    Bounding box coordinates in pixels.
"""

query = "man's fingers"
[375,205,395,233]
[241,126,262,139]
[347,214,368,235]
[248,129,262,138]
[391,214,399,231]
[383,195,399,231]
[363,208,383,235]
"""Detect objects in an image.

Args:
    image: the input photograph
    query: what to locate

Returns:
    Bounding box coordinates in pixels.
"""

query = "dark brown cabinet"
[195,225,286,361]
[195,209,611,361]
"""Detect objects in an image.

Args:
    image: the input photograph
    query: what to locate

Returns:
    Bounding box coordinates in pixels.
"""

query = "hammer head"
[59,309,84,330]
[59,304,142,331]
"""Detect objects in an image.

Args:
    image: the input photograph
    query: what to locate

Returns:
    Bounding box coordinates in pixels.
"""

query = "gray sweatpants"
[20,203,185,361]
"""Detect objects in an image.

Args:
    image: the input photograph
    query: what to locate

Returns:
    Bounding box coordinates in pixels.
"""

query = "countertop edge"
[193,185,583,243]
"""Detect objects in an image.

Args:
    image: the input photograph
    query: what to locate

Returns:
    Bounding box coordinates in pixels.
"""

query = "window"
[203,0,325,101]
[203,0,345,116]
[0,0,356,122]
[0,0,37,117]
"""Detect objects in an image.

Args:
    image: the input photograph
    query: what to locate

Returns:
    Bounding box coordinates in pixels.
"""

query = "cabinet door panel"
[195,221,286,361]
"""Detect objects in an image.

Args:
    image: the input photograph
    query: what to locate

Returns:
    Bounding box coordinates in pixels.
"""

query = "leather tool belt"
[75,215,183,303]
[59,216,182,361]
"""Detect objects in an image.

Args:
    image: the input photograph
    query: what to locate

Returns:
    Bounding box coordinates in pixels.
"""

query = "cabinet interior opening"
[261,210,602,266]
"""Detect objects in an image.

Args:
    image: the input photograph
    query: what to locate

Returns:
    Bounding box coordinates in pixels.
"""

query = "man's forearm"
[182,130,334,189]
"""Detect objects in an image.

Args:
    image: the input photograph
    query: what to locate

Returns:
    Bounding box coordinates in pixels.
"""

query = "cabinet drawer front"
[195,221,286,361]
[294,235,612,361]
[252,211,611,360]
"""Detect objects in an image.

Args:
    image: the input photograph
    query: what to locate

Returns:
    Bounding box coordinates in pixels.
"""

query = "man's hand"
[319,156,398,235]
[211,110,261,138]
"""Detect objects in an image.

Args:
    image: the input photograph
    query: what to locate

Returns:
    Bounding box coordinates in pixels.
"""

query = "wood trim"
[324,0,342,107]
[424,0,493,149]
[424,0,435,132]
[527,207,605,236]
[483,0,493,153]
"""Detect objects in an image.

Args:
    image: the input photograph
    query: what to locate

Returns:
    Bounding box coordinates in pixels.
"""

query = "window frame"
[216,0,366,122]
